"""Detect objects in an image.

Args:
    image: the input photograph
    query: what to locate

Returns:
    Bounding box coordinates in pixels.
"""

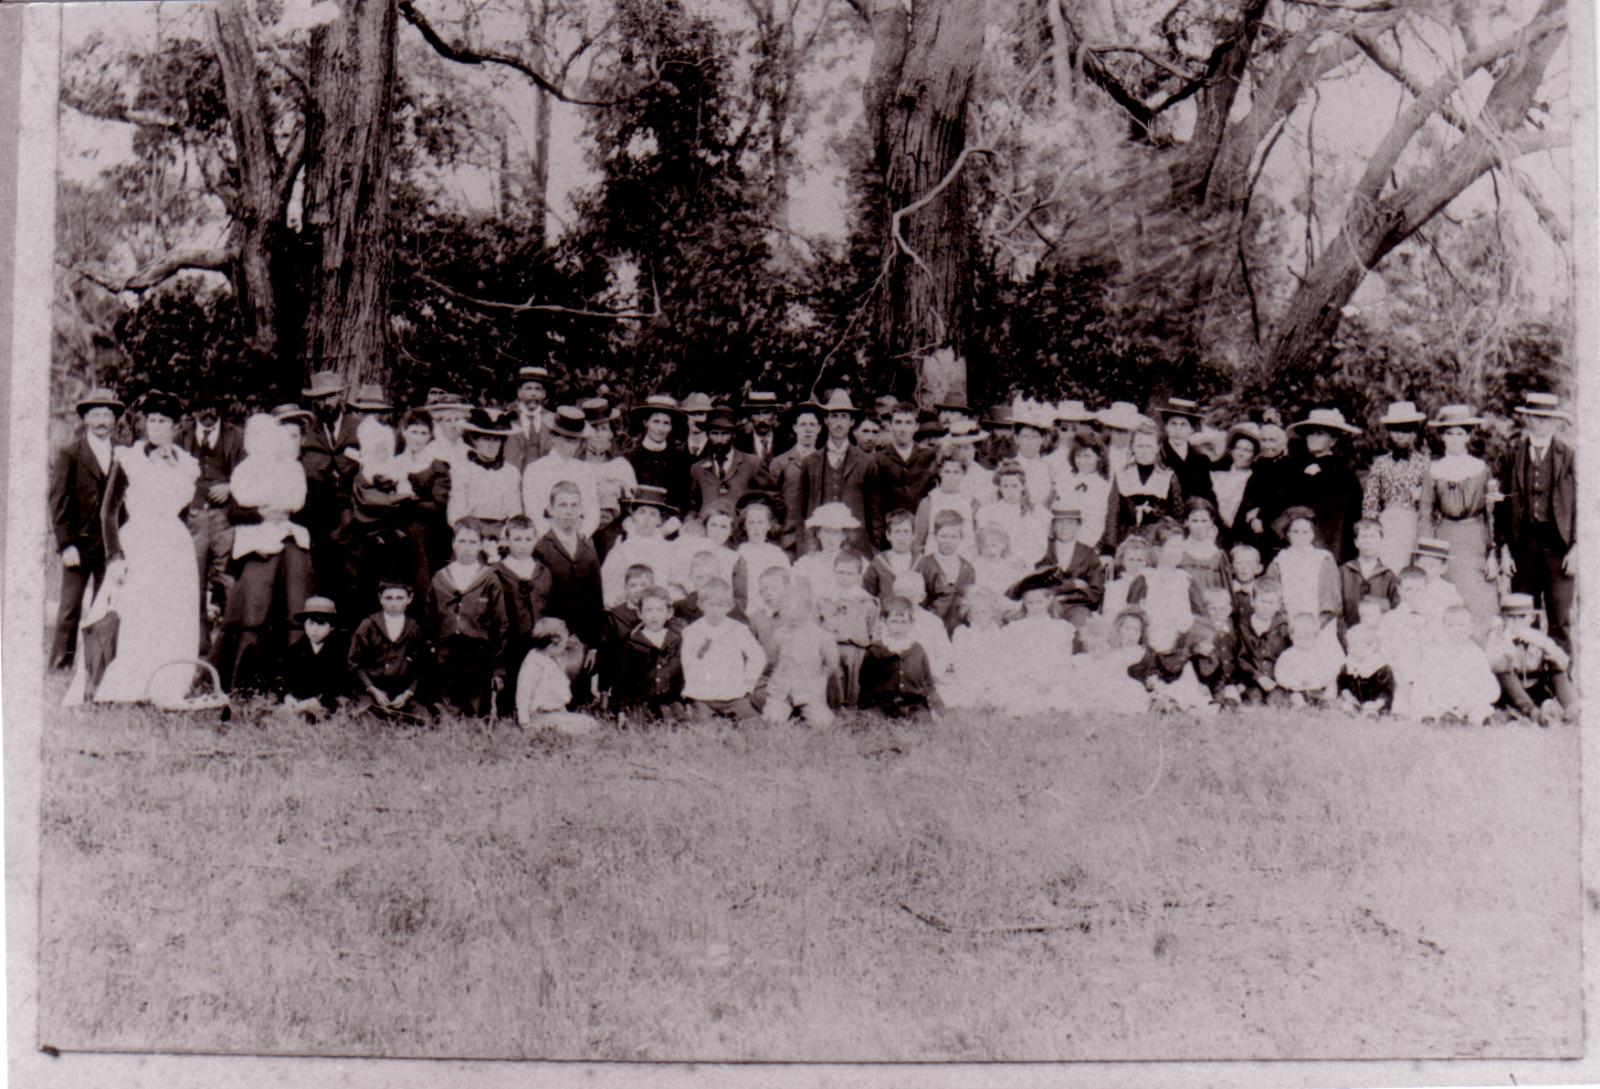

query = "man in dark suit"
[48,388,125,670]
[176,392,246,641]
[1496,391,1576,651]
[504,364,556,470]
[299,371,351,608]
[872,401,936,548]
[1156,397,1217,507]
[688,408,771,521]
[735,390,785,467]
[790,391,879,554]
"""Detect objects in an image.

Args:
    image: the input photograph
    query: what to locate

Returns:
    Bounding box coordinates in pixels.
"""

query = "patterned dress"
[1361,450,1430,575]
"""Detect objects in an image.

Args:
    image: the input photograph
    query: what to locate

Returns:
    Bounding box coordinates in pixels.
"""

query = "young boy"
[493,515,553,714]
[680,578,767,720]
[746,564,791,661]
[865,510,920,600]
[515,617,603,734]
[601,485,681,607]
[821,549,878,706]
[277,595,347,719]
[430,519,510,716]
[891,571,953,681]
[675,551,750,625]
[1273,612,1343,706]
[597,563,657,705]
[762,582,841,726]
[1337,624,1395,716]
[348,580,430,720]
[1038,503,1104,625]
[793,503,858,602]
[1235,577,1291,704]
[1338,518,1401,630]
[1379,565,1433,712]
[613,586,684,720]
[1192,586,1240,705]
[859,595,945,717]
[1410,538,1464,620]
[534,480,605,659]
[914,509,977,634]
[1488,593,1577,725]
[1229,542,1263,622]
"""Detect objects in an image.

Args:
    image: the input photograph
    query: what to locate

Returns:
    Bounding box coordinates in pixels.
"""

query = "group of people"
[47,365,1577,728]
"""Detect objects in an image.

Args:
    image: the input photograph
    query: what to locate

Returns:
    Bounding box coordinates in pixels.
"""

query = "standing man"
[873,401,936,546]
[1155,397,1216,507]
[505,364,556,470]
[680,392,715,461]
[689,408,770,521]
[48,387,124,671]
[1496,391,1576,651]
[523,405,602,537]
[175,392,245,646]
[792,390,878,554]
[737,389,785,467]
[299,370,350,605]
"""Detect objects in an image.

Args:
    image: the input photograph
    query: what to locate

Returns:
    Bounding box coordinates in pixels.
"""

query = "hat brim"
[630,405,687,423]
[302,385,346,399]
[1157,406,1205,420]
[1514,406,1570,419]
[347,401,393,412]
[547,425,588,441]
[294,609,340,625]
[76,400,126,416]
[1005,570,1060,600]
[1426,417,1484,429]
[1287,419,1361,435]
[623,497,681,516]
[1377,415,1427,427]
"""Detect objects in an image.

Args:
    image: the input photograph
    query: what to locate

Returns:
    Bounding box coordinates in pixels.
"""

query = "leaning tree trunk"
[864,0,985,403]
[301,0,399,388]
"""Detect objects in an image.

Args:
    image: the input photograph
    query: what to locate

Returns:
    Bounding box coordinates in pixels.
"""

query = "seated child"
[613,587,685,721]
[865,509,921,599]
[732,494,790,609]
[1401,605,1497,723]
[1339,518,1400,630]
[1126,521,1202,653]
[1337,624,1395,716]
[1379,566,1433,711]
[890,571,953,681]
[969,525,1027,602]
[1229,542,1263,622]
[675,551,750,624]
[1125,612,1217,717]
[1192,587,1240,705]
[746,564,791,660]
[1102,534,1152,622]
[914,509,977,634]
[601,486,681,607]
[1265,507,1340,627]
[859,595,945,717]
[1075,614,1149,716]
[945,586,1007,710]
[1273,612,1343,706]
[820,549,877,707]
[1037,503,1105,625]
[793,503,858,602]
[1235,578,1291,705]
[672,503,739,597]
[1410,538,1465,620]
[599,563,658,704]
[515,617,604,734]
[995,569,1077,716]
[277,595,347,719]
[430,520,509,716]
[493,515,553,714]
[762,581,841,726]
[348,581,430,720]
[680,578,767,720]
[1487,593,1576,725]
[1178,498,1232,593]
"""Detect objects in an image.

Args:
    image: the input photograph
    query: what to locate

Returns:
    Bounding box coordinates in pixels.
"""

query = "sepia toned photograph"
[2,0,1594,1078]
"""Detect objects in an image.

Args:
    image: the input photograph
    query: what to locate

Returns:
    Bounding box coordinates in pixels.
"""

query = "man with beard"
[791,390,878,554]
[1271,408,1364,562]
[689,408,771,521]
[505,364,556,470]
[1360,400,1431,574]
[1155,397,1217,507]
[873,401,936,548]
[736,389,785,466]
[299,370,353,600]
[681,392,715,461]
[48,387,126,671]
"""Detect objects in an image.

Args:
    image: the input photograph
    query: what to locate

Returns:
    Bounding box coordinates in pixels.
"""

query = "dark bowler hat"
[75,387,125,417]
[462,407,516,437]
[704,407,738,431]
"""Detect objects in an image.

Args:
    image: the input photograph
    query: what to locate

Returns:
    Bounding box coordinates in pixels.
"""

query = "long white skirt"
[90,516,202,705]
[1377,506,1419,577]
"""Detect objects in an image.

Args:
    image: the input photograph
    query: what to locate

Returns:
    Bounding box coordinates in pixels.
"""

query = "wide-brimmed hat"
[741,390,787,415]
[936,391,974,416]
[1499,592,1540,616]
[423,388,473,415]
[804,501,861,531]
[1096,401,1144,431]
[1006,568,1061,600]
[1053,399,1096,424]
[293,596,340,625]
[1287,407,1361,435]
[1427,404,1484,430]
[621,483,680,516]
[1155,397,1205,420]
[1377,400,1428,427]
[515,364,555,386]
[1513,391,1568,420]
[75,387,125,417]
[1412,537,1451,563]
[548,404,589,439]
[1224,422,1262,450]
[346,383,391,412]
[680,392,715,415]
[271,402,316,426]
[939,419,988,446]
[135,390,184,419]
[704,407,738,431]
[462,407,515,437]
[815,390,863,417]
[579,396,622,425]
[302,370,346,399]
[630,393,686,426]
[1009,403,1053,433]
[984,404,1017,428]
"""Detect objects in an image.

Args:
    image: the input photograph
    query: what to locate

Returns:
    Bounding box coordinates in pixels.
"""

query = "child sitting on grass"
[1076,613,1150,716]
[1179,498,1232,593]
[430,519,509,717]
[1126,613,1218,717]
[1487,593,1577,725]
[1192,587,1240,706]
[1409,538,1465,620]
[1265,507,1340,628]
[793,503,858,603]
[968,525,1025,603]
[1229,542,1263,622]
[944,586,1006,710]
[859,595,945,717]
[598,563,657,705]
[866,510,923,599]
[1379,566,1432,714]
[277,596,347,720]
[1035,503,1104,625]
[821,550,877,707]
[1272,611,1343,707]
[915,509,977,634]
[1126,521,1202,653]
[1101,534,1152,623]
[348,581,430,720]
[1403,605,1497,724]
[680,578,767,720]
[515,617,603,734]
[1235,578,1291,705]
[996,570,1077,716]
[613,586,685,722]
[890,571,953,682]
[762,581,841,726]
[732,494,789,609]
[1337,624,1395,717]
[1339,518,1400,631]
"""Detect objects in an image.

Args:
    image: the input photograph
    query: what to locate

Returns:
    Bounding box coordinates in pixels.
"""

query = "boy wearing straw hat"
[1494,391,1576,651]
[48,387,127,670]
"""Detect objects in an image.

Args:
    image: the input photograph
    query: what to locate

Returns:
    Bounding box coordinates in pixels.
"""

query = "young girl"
[996,570,1077,716]
[1009,407,1055,512]
[1179,498,1233,594]
[515,617,604,734]
[859,596,945,717]
[1126,614,1218,717]
[1108,425,1181,547]
[914,455,976,555]
[944,586,1007,709]
[732,493,790,609]
[1050,434,1112,552]
[1075,614,1150,715]
[672,502,739,596]
[1264,507,1341,627]
[1409,538,1466,621]
[600,485,681,607]
[975,460,1049,567]
[865,509,922,599]
[970,525,1027,602]
[1102,535,1152,622]
[1126,522,1202,653]
[793,503,859,602]
[762,581,841,726]
[915,510,978,634]
[430,519,510,716]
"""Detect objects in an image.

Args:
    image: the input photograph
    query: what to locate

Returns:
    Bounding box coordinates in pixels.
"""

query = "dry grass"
[36,690,1581,1061]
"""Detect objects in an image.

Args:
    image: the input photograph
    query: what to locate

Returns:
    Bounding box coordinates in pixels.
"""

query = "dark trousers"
[50,554,104,670]
[436,635,497,717]
[1511,522,1574,652]
[211,545,312,693]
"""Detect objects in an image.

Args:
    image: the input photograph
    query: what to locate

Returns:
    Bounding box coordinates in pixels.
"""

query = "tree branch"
[58,84,179,129]
[397,0,628,108]
[414,271,657,319]
[890,147,995,280]
[77,246,238,293]
[1087,43,1207,83]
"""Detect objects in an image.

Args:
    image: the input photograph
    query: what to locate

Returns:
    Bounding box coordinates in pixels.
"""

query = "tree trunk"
[526,0,551,249]
[302,0,399,388]
[866,0,984,401]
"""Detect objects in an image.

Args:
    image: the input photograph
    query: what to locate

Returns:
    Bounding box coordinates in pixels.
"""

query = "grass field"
[35,691,1581,1061]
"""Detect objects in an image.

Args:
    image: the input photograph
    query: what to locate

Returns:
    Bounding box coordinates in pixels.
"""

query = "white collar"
[641,438,667,452]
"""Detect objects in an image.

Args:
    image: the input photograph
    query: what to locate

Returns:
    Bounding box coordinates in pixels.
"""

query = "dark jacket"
[873,443,937,542]
[914,553,975,634]
[1338,559,1400,629]
[1163,441,1216,507]
[1192,629,1238,693]
[627,442,693,513]
[1235,610,1291,687]
[791,443,879,554]
[688,449,771,520]
[598,602,642,694]
[1265,453,1363,562]
[493,559,553,647]
[175,420,245,510]
[1495,437,1576,551]
[613,625,684,710]
[859,641,943,716]
[1037,540,1106,611]
[49,434,117,562]
[348,613,429,696]
[279,633,350,709]
[430,565,509,651]
[533,529,604,649]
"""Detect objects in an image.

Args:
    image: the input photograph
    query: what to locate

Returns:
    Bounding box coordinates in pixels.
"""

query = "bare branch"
[889,147,995,279]
[59,85,179,129]
[415,271,657,320]
[1282,0,1394,11]
[77,246,238,293]
[1088,43,1207,82]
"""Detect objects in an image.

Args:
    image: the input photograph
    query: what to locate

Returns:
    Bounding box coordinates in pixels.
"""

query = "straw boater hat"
[346,383,391,412]
[579,396,622,425]
[1513,391,1569,420]
[630,393,686,427]
[293,596,340,625]
[1014,403,1057,433]
[302,370,346,399]
[1412,537,1451,563]
[815,389,863,417]
[1287,407,1361,435]
[804,502,861,531]
[1427,404,1485,429]
[1377,400,1428,427]
[1499,592,1540,616]
[515,364,555,387]
[992,457,1026,479]
[1224,422,1262,450]
[462,407,515,437]
[1096,401,1144,431]
[940,418,988,446]
[548,404,589,439]
[423,388,473,415]
[621,483,679,516]
[1049,500,1085,521]
[1155,397,1205,420]
[76,387,125,417]
[1054,399,1096,424]
[271,402,315,426]
[741,390,787,416]
[679,392,715,416]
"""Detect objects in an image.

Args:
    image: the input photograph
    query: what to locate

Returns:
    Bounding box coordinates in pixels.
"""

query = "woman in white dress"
[76,392,202,705]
